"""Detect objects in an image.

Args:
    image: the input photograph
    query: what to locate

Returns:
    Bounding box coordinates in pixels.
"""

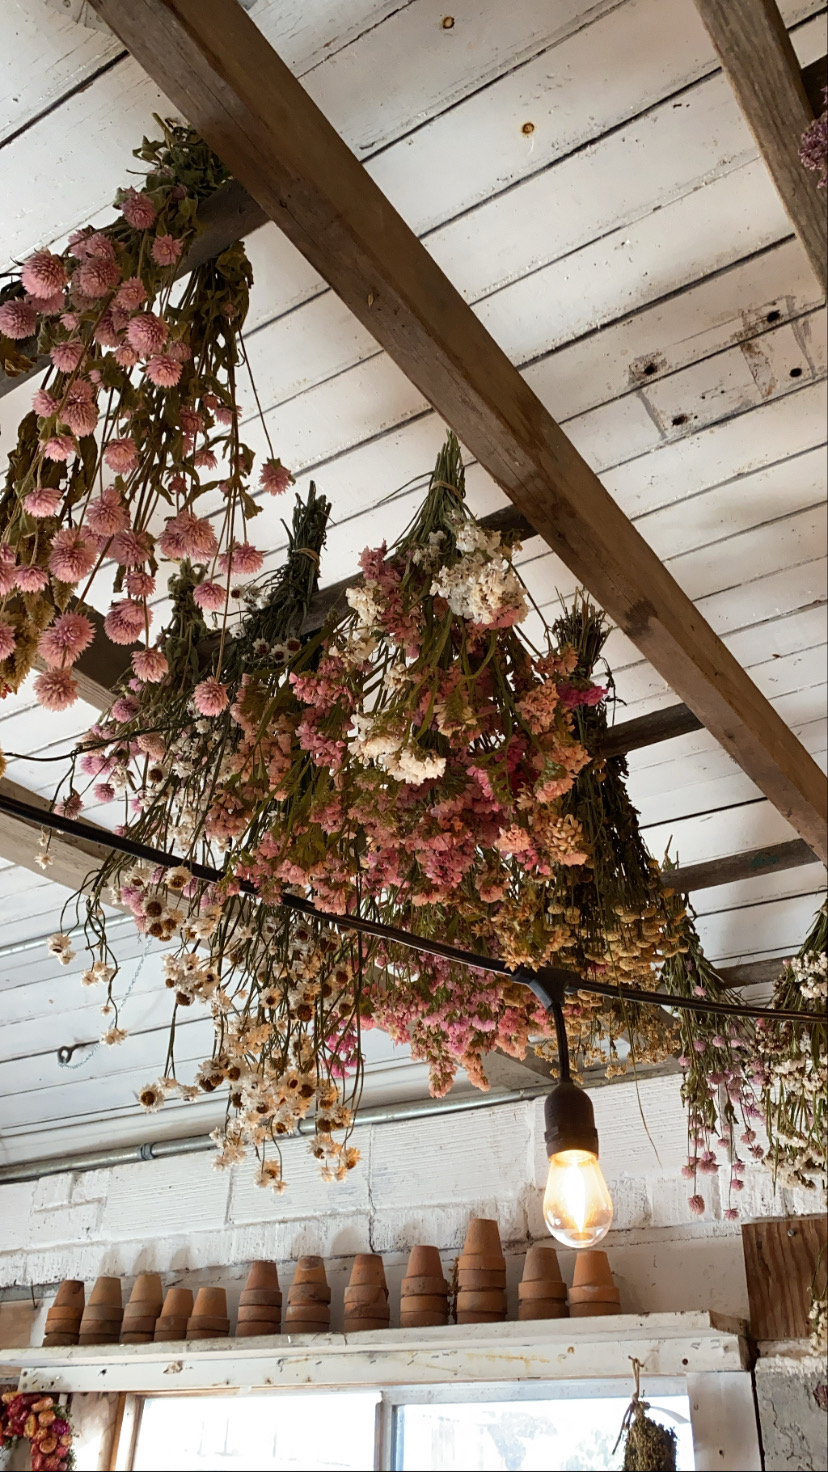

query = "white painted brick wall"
[0,1075,824,1339]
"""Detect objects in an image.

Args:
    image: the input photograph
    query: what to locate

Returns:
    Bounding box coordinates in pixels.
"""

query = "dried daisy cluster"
[759,903,827,1195]
[0,118,293,711]
[659,885,765,1220]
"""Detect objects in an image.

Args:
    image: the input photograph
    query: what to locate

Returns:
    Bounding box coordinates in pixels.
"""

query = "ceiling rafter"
[693,0,827,290]
[73,0,826,862]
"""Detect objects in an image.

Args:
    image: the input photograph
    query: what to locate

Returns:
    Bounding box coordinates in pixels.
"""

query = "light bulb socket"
[544,1079,599,1158]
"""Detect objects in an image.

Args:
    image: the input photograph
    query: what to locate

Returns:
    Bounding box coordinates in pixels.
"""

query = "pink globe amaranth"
[120,187,157,229]
[0,545,16,595]
[192,579,227,612]
[50,338,85,373]
[126,311,168,357]
[111,695,139,722]
[76,256,120,298]
[43,434,76,462]
[93,782,116,803]
[86,487,129,537]
[33,667,79,710]
[126,569,155,597]
[28,289,66,316]
[0,621,16,661]
[193,447,217,470]
[132,648,169,683]
[70,228,116,261]
[23,487,62,518]
[193,677,229,716]
[151,233,184,266]
[259,457,293,495]
[105,598,148,645]
[21,250,67,299]
[179,406,204,436]
[32,388,58,417]
[159,510,218,561]
[111,528,152,567]
[61,381,98,437]
[15,564,49,593]
[0,299,37,339]
[49,527,97,584]
[144,353,182,387]
[114,342,140,369]
[220,541,263,577]
[103,436,139,473]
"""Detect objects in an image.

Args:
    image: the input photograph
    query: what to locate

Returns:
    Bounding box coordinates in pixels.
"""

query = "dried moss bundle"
[622,1402,678,1472]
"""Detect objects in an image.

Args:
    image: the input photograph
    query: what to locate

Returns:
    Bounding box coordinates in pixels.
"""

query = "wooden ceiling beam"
[0,777,113,894]
[79,0,826,862]
[693,0,826,290]
[661,838,821,894]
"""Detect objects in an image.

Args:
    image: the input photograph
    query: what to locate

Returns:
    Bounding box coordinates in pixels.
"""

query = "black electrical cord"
[0,789,820,1025]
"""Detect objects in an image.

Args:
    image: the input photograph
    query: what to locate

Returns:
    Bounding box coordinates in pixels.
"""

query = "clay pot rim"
[568,1286,620,1304]
[287,1285,332,1304]
[401,1275,449,1295]
[239,1289,283,1306]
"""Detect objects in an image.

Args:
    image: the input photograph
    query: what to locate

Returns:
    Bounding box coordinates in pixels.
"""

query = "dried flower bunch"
[800,87,828,187]
[0,1390,73,1472]
[759,903,827,1194]
[0,118,292,712]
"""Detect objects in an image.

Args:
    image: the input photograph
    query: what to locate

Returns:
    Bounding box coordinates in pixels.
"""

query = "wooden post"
[742,1215,828,1340]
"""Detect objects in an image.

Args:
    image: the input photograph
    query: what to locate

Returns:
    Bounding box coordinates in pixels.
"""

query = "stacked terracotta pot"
[236,1261,282,1337]
[186,1286,230,1339]
[456,1219,507,1325]
[400,1245,449,1328]
[42,1280,84,1347]
[120,1274,163,1344]
[285,1256,331,1334]
[78,1277,123,1345]
[569,1250,620,1317]
[344,1254,389,1332]
[153,1286,193,1342]
[518,1244,569,1320]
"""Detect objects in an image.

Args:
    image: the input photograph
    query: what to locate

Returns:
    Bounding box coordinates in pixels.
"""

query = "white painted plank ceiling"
[0,0,824,1164]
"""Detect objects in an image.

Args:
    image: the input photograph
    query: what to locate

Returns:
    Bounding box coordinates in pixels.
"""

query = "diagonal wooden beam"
[693,0,826,290]
[0,777,112,892]
[661,838,821,894]
[83,0,827,862]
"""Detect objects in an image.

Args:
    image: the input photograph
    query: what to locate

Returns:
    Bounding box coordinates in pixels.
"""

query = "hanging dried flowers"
[0,118,292,710]
[759,903,827,1194]
[613,1360,677,1472]
[0,1390,73,1472]
[800,87,827,187]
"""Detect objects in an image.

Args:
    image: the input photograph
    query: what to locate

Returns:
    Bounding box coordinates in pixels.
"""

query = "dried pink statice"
[86,487,129,537]
[33,667,79,710]
[0,299,37,339]
[0,622,16,660]
[21,250,67,299]
[144,353,182,387]
[38,611,95,667]
[126,311,167,356]
[259,457,293,495]
[50,338,85,372]
[61,380,98,437]
[49,527,97,584]
[159,510,218,561]
[103,436,139,473]
[114,276,147,311]
[132,647,169,682]
[193,676,229,716]
[152,234,184,266]
[43,434,76,462]
[32,388,58,417]
[23,486,62,518]
[219,541,263,576]
[15,564,48,593]
[192,579,227,612]
[104,598,147,644]
[111,528,152,567]
[120,187,157,229]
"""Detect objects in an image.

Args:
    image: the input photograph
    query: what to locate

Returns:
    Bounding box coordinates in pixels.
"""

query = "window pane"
[394,1394,694,1472]
[133,1392,379,1472]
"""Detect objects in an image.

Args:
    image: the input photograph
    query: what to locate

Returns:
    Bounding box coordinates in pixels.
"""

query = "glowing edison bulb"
[542,1148,613,1248]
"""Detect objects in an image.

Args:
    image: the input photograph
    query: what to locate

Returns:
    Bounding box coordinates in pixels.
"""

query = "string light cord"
[0,789,817,1025]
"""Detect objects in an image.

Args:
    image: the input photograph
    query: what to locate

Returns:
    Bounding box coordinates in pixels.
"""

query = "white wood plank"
[0,0,120,143]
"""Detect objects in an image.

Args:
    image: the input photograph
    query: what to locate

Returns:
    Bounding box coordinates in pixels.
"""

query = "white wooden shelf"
[0,1311,750,1394]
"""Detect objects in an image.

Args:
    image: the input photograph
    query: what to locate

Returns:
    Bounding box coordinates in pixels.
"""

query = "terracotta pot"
[53,1280,85,1309]
[401,1275,448,1296]
[405,1246,444,1280]
[457,1252,505,1271]
[88,1277,122,1309]
[292,1256,327,1285]
[239,1288,283,1308]
[237,1313,281,1330]
[344,1318,389,1332]
[160,1287,194,1318]
[344,1299,390,1319]
[127,1274,163,1309]
[78,1331,120,1345]
[569,1301,620,1318]
[119,1314,159,1333]
[572,1250,614,1289]
[462,1219,503,1258]
[348,1254,386,1288]
[522,1244,563,1283]
[121,1332,154,1344]
[456,1310,505,1325]
[344,1285,388,1305]
[285,1320,329,1335]
[236,1322,280,1338]
[45,1307,84,1324]
[285,1303,330,1324]
[518,1301,570,1321]
[192,1287,227,1319]
[399,1293,450,1312]
[456,1290,506,1312]
[187,1314,230,1334]
[568,1284,620,1305]
[288,1283,331,1305]
[400,1310,449,1328]
[154,1316,190,1335]
[457,1269,506,1290]
[245,1260,280,1291]
[187,1328,230,1340]
[42,1332,80,1347]
[81,1304,124,1323]
[154,1329,188,1342]
[518,1280,567,1302]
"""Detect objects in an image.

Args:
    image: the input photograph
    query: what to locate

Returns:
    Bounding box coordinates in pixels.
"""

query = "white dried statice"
[430,520,527,626]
